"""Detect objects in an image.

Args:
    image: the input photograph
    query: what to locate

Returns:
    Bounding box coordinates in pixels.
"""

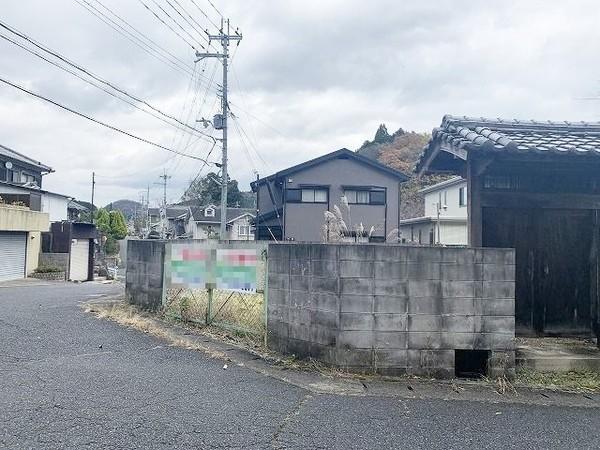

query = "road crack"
[271,393,313,449]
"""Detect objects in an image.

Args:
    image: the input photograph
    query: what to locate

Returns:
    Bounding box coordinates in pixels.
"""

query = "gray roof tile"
[418,115,600,173]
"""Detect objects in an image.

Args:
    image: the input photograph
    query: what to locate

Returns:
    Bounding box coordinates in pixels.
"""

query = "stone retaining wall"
[30,271,66,281]
[267,244,516,378]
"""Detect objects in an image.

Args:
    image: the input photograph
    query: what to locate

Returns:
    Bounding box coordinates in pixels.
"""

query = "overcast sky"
[2,0,600,206]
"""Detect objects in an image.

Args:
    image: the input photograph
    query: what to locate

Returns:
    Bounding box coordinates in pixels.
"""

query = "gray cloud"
[1,0,600,206]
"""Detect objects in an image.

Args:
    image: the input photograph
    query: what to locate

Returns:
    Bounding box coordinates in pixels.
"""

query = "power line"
[0,34,217,144]
[0,76,219,164]
[74,0,197,80]
[188,0,221,30]
[150,0,205,49]
[138,0,200,51]
[88,0,201,76]
[164,0,211,47]
[0,19,216,142]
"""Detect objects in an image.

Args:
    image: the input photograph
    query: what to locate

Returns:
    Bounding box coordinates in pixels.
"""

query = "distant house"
[399,176,468,245]
[148,206,190,238]
[187,205,255,241]
[0,144,71,222]
[67,200,90,222]
[418,115,600,337]
[251,148,409,242]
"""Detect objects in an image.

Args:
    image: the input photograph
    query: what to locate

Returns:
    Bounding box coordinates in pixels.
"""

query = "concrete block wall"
[125,240,166,311]
[267,244,516,379]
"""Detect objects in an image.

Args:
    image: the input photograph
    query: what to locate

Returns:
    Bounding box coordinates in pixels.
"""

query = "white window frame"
[238,224,250,236]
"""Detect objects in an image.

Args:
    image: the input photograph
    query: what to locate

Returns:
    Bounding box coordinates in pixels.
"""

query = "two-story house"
[0,144,95,282]
[251,148,409,242]
[187,205,255,241]
[398,176,468,246]
[0,144,71,222]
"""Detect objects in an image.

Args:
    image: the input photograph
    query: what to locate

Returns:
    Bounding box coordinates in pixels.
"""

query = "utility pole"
[91,171,96,224]
[146,184,150,237]
[196,19,242,240]
[157,171,171,239]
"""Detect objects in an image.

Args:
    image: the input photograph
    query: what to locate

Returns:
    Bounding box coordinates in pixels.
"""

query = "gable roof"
[251,148,408,190]
[0,180,71,198]
[417,115,600,174]
[67,200,89,211]
[418,176,465,195]
[0,144,53,173]
[190,206,255,224]
[148,206,189,219]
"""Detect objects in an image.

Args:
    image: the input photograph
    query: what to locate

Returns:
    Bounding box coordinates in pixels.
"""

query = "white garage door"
[0,232,27,282]
[69,239,89,281]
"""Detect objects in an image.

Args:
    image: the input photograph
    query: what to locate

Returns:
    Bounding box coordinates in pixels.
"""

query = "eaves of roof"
[251,148,408,191]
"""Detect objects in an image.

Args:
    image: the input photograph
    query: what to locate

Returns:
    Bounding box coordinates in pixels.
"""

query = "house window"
[344,188,386,205]
[287,188,328,203]
[205,207,215,217]
[459,187,467,207]
[21,172,36,184]
[238,224,250,236]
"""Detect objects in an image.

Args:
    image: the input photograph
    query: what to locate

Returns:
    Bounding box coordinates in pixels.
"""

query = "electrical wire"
[188,0,221,31]
[88,0,199,76]
[74,0,196,81]
[149,0,206,50]
[0,34,218,145]
[0,19,216,141]
[138,0,200,51]
[0,76,219,164]
[164,0,211,47]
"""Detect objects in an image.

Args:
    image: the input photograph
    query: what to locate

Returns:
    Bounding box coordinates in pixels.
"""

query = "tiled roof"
[0,144,53,172]
[417,115,600,173]
[148,206,189,219]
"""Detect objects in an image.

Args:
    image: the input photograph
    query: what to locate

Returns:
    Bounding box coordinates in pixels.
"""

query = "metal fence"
[161,241,268,341]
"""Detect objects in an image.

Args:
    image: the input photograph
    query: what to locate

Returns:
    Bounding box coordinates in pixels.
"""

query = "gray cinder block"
[374,295,408,314]
[340,260,374,278]
[340,295,373,313]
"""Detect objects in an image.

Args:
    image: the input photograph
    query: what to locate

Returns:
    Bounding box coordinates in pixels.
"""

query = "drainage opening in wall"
[455,349,489,378]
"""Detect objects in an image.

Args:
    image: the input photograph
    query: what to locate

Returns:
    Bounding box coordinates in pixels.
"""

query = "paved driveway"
[0,282,598,449]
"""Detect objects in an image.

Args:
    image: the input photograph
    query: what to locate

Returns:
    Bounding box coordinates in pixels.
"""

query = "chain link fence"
[162,242,268,341]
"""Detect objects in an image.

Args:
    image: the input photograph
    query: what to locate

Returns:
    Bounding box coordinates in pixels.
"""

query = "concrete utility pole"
[157,171,171,239]
[91,171,96,224]
[195,19,242,240]
[146,184,150,237]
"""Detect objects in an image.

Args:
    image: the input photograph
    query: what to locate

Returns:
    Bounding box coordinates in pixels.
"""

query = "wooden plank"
[467,157,483,246]
[481,191,600,210]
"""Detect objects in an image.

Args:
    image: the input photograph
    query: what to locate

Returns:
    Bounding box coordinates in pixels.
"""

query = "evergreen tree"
[95,208,111,234]
[181,172,244,206]
[109,210,128,239]
[374,124,392,144]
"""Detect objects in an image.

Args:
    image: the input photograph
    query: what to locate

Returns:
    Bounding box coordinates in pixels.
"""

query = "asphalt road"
[0,281,599,449]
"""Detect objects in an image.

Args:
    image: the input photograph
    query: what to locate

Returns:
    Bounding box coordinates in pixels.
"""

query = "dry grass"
[84,301,229,360]
[164,289,266,338]
[516,369,600,393]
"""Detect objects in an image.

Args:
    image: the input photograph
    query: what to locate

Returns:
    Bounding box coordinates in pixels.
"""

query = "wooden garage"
[418,115,600,339]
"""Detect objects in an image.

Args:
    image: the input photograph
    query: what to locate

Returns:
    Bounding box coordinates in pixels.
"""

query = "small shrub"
[35,265,63,273]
